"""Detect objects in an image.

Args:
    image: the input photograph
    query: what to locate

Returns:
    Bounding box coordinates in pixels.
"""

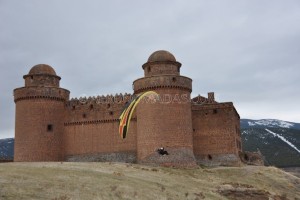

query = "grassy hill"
[0,162,299,200]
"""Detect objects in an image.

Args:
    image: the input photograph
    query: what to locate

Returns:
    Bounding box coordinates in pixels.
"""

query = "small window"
[47,124,53,132]
[30,76,33,80]
[109,111,114,115]
[90,104,94,110]
[148,67,151,73]
[107,104,111,108]
[72,105,75,110]
[213,109,218,114]
[83,113,87,118]
[172,77,176,82]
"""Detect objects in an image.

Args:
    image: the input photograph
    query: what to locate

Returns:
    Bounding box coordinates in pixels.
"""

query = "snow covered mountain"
[241,119,300,167]
[0,138,14,160]
[241,119,300,130]
[240,119,300,130]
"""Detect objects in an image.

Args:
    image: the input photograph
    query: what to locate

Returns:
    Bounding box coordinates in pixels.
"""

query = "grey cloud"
[1,0,300,138]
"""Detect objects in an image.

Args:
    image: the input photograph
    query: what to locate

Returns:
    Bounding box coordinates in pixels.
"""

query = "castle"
[14,50,242,167]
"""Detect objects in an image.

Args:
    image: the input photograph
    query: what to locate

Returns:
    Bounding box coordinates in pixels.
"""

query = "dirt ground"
[282,167,300,178]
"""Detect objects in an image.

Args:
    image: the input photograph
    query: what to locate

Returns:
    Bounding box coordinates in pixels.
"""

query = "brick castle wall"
[192,102,242,166]
[63,121,137,162]
[63,95,137,162]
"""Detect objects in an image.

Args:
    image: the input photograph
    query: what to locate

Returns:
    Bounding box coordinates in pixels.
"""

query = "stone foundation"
[65,151,136,163]
[195,154,241,167]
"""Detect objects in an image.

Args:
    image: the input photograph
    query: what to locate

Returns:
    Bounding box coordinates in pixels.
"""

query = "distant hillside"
[241,119,300,167]
[0,138,14,160]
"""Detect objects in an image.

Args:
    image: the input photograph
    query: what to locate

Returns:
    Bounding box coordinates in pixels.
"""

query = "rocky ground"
[0,162,299,200]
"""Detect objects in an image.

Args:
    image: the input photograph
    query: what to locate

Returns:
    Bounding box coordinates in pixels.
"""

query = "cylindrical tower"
[134,50,196,167]
[14,64,70,161]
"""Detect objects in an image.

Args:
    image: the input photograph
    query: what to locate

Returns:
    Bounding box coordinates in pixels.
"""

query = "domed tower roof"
[28,64,57,76]
[23,64,61,87]
[147,50,176,62]
[142,50,181,76]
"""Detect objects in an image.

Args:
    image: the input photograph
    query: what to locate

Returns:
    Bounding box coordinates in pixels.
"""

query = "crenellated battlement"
[191,92,217,105]
[14,87,70,102]
[192,102,233,110]
[133,75,192,94]
[64,93,136,124]
[66,93,133,110]
[192,101,240,119]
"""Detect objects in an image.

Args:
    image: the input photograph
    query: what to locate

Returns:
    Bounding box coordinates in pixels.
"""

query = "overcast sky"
[0,0,299,139]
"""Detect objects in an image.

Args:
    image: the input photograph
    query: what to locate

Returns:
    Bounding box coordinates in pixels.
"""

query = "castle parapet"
[64,93,134,124]
[133,75,192,94]
[14,87,69,102]
[68,93,133,106]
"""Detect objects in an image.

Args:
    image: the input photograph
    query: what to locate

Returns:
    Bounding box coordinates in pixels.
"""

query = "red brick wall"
[63,96,137,157]
[192,103,241,157]
[63,121,136,157]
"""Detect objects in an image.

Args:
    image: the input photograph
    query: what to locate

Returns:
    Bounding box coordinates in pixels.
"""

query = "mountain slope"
[0,138,14,160]
[241,119,300,167]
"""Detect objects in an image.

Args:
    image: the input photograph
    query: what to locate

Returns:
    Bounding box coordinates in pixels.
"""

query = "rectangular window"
[47,124,53,132]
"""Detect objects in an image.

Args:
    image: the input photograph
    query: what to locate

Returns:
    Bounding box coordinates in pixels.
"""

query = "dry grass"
[0,162,299,200]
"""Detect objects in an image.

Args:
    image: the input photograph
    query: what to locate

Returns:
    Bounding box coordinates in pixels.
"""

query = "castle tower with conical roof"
[14,64,70,161]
